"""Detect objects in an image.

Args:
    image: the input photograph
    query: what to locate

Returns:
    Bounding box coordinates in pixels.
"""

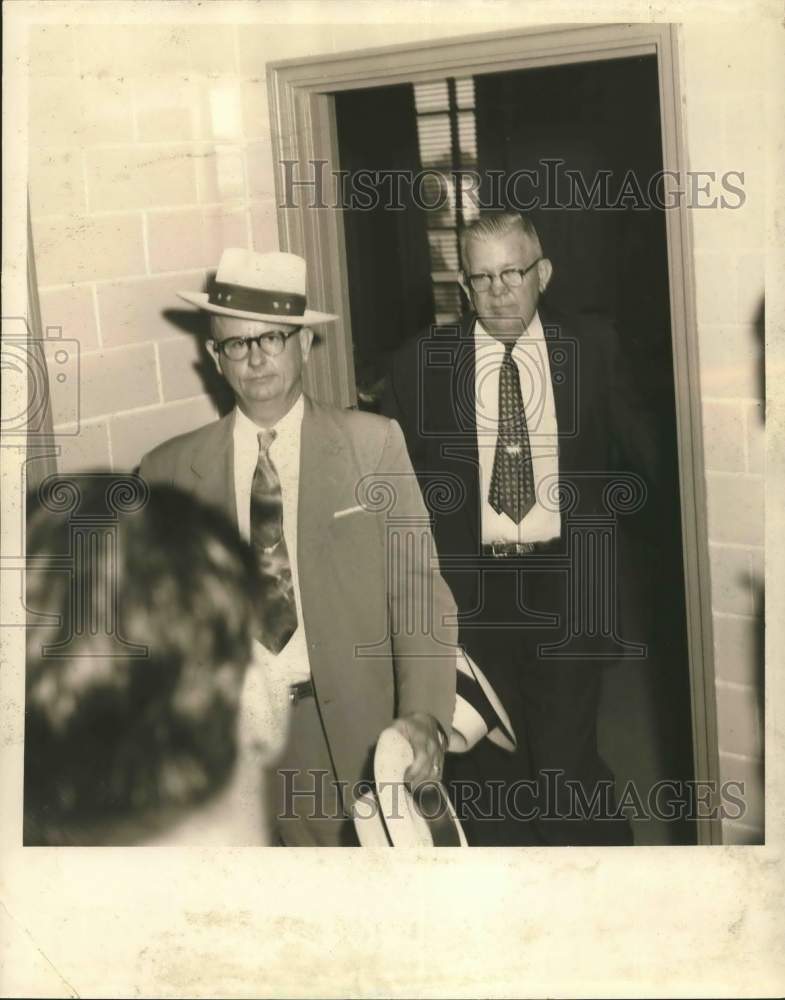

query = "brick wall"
[30,23,268,473]
[28,17,769,843]
[682,22,768,844]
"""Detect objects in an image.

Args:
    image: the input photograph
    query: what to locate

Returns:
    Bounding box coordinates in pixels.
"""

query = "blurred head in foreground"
[24,477,267,845]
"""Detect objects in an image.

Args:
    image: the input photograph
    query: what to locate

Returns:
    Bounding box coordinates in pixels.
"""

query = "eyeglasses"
[211,328,301,361]
[464,257,542,293]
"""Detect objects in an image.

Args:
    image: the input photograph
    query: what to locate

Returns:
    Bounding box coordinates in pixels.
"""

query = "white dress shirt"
[233,396,311,760]
[474,311,561,544]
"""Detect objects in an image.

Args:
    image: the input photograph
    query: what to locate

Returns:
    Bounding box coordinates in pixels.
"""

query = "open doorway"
[333,55,693,845]
[269,24,720,844]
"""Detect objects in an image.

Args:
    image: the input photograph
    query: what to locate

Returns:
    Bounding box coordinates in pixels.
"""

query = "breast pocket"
[328,508,379,551]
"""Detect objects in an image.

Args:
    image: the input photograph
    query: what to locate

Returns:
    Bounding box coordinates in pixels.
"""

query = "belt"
[481,539,559,558]
[288,678,315,704]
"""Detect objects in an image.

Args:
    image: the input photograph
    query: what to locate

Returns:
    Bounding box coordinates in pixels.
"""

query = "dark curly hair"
[24,475,262,845]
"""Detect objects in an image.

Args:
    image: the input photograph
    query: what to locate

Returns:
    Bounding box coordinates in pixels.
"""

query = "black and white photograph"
[1,0,782,996]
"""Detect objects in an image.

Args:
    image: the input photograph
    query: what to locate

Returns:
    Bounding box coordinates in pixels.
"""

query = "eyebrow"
[217,328,291,340]
[469,260,536,273]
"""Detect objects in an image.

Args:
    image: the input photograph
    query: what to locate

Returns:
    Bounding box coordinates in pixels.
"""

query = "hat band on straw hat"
[209,281,306,318]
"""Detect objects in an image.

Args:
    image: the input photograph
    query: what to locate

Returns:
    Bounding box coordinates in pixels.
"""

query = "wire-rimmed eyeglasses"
[464,257,542,293]
[211,327,301,361]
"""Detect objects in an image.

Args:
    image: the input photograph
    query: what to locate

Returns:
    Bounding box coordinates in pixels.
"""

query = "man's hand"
[392,713,446,789]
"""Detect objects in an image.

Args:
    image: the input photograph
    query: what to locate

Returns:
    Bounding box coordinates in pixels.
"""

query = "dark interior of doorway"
[334,55,695,844]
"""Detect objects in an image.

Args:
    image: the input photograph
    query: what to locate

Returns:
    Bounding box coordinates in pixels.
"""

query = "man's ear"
[299,327,315,360]
[205,338,224,376]
[458,271,472,301]
[537,258,553,295]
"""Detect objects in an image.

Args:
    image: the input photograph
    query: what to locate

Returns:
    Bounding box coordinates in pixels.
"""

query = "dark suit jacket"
[382,308,657,660]
[139,395,457,799]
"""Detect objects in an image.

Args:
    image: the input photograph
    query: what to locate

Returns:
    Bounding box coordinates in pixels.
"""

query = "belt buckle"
[489,540,535,557]
[288,679,313,704]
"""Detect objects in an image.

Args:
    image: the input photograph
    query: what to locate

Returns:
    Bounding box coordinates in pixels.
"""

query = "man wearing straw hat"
[140,249,457,847]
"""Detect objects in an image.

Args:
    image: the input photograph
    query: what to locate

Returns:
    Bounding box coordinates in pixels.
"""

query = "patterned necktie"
[488,341,537,524]
[250,428,298,654]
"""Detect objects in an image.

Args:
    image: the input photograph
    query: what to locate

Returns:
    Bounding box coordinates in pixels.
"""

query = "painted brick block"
[693,252,737,327]
[715,681,763,759]
[134,76,202,143]
[237,24,334,75]
[708,544,755,617]
[718,752,764,833]
[194,145,246,204]
[750,547,764,616]
[54,421,112,473]
[29,148,86,217]
[245,142,278,201]
[158,336,213,403]
[199,78,243,141]
[706,472,764,545]
[44,340,81,428]
[97,272,207,348]
[186,25,237,75]
[33,213,146,286]
[78,77,136,145]
[702,400,745,473]
[713,613,762,688]
[76,24,237,78]
[76,25,192,77]
[249,200,280,253]
[146,207,247,273]
[746,401,765,473]
[135,76,243,143]
[86,147,197,212]
[78,344,159,420]
[737,252,765,326]
[684,98,725,168]
[30,76,136,146]
[110,395,218,471]
[241,79,271,139]
[682,24,768,97]
[723,91,767,175]
[39,285,99,353]
[28,77,83,146]
[697,323,762,400]
[29,25,78,77]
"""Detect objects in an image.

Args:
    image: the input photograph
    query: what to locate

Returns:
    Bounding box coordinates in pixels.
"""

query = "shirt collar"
[234,393,305,446]
[474,310,544,351]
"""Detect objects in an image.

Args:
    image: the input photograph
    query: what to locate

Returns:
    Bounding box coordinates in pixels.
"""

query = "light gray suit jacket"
[139,395,457,798]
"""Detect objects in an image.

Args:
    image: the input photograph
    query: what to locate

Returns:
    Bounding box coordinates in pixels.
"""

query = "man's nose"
[488,274,507,295]
[247,339,268,365]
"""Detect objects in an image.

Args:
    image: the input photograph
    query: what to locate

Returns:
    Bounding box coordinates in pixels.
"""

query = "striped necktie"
[250,428,298,653]
[488,341,536,524]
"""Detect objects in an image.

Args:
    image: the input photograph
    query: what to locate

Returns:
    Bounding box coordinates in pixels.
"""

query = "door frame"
[268,22,721,844]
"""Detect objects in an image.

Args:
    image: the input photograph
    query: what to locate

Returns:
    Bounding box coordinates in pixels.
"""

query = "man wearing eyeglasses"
[140,249,457,847]
[383,211,649,846]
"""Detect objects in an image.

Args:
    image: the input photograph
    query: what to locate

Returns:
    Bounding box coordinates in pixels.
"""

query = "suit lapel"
[298,395,348,564]
[542,310,574,466]
[189,411,238,526]
[444,315,481,547]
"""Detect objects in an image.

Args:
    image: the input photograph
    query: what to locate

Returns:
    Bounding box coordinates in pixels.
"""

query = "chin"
[485,314,531,335]
[244,378,279,398]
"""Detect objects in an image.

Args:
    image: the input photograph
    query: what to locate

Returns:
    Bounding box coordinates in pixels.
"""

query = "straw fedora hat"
[178,248,338,326]
[352,649,516,846]
[352,728,468,848]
